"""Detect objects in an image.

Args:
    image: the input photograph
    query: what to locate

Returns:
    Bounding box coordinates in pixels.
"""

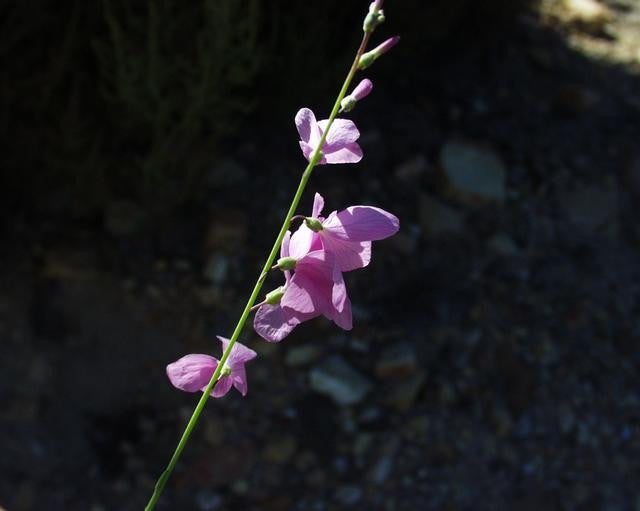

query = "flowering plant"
[145,2,399,508]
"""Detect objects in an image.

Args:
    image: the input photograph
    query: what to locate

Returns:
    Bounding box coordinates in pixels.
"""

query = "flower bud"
[276,256,297,271]
[363,1,385,33]
[304,217,324,232]
[340,79,373,112]
[265,286,286,305]
[352,78,374,101]
[358,36,400,70]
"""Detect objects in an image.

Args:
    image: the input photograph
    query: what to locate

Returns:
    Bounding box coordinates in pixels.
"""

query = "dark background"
[1,0,640,509]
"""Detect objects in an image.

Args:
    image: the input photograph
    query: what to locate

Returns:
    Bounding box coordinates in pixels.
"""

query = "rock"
[418,194,464,236]
[203,252,229,285]
[335,485,363,505]
[195,489,223,511]
[285,344,322,367]
[440,141,506,204]
[375,342,419,379]
[309,356,372,406]
[368,437,399,484]
[359,406,383,424]
[562,0,612,32]
[263,435,298,464]
[394,154,427,183]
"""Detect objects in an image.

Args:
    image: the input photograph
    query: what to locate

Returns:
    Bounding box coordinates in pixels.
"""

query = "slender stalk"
[144,30,371,511]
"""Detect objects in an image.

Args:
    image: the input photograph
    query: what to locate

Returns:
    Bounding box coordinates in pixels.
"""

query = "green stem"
[144,30,371,511]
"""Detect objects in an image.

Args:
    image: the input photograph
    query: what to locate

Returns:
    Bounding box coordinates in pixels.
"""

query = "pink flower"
[254,230,352,342]
[295,108,363,165]
[166,336,257,398]
[358,36,400,69]
[350,79,374,102]
[296,192,400,272]
[340,79,373,113]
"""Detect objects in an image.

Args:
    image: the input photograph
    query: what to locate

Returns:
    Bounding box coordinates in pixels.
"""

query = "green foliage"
[0,0,264,214]
[94,0,262,208]
[0,0,535,216]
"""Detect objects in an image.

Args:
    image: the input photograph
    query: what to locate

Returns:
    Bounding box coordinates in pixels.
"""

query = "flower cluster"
[166,104,399,397]
[165,5,400,399]
[147,3,402,509]
[254,191,398,342]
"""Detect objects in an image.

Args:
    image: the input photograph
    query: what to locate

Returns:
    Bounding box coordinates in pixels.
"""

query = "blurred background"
[1,0,640,509]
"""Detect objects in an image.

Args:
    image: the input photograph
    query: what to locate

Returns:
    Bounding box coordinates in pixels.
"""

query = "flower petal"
[281,250,334,315]
[289,223,315,260]
[211,376,233,398]
[317,119,360,146]
[281,231,292,282]
[166,354,217,393]
[254,303,302,342]
[231,365,249,396]
[217,336,257,366]
[351,78,373,101]
[281,230,291,259]
[319,234,371,272]
[323,206,399,241]
[331,264,348,313]
[323,143,363,164]
[327,293,353,330]
[295,108,317,144]
[312,192,325,219]
[309,234,323,251]
[281,271,328,315]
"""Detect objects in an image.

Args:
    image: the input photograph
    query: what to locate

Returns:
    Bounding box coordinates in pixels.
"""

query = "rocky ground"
[1,0,640,510]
